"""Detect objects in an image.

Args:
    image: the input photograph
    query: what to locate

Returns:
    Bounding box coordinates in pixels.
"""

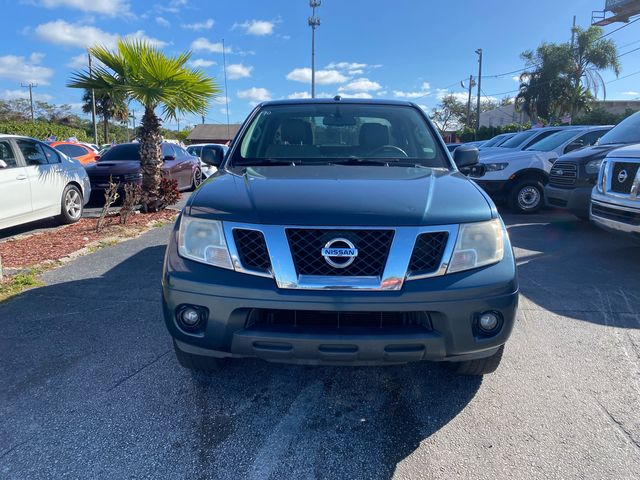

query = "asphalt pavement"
[1,211,639,479]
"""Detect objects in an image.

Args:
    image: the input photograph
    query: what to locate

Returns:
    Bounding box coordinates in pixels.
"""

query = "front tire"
[58,185,83,224]
[448,345,504,376]
[173,340,225,372]
[508,179,544,214]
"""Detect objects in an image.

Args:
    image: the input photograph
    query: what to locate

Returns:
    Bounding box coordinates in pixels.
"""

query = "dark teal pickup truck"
[162,98,518,375]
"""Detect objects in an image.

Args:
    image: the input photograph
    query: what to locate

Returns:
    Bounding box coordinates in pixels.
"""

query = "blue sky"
[1,0,639,129]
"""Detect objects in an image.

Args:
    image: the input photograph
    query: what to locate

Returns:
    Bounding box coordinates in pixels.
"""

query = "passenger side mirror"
[0,159,8,169]
[564,141,583,154]
[201,147,223,167]
[453,145,479,169]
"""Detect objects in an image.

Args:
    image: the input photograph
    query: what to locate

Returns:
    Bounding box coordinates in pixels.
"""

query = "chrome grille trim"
[222,222,459,291]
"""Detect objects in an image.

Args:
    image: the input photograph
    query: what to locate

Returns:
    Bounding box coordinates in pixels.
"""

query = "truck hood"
[557,143,628,163]
[188,165,494,226]
[480,149,558,164]
[85,161,141,175]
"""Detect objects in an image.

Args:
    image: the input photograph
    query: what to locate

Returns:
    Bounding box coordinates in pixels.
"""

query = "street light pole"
[461,75,475,129]
[308,1,321,98]
[20,83,37,121]
[475,48,483,140]
[88,51,98,144]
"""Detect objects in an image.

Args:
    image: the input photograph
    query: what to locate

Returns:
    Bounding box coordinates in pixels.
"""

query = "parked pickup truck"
[162,98,519,376]
[591,145,640,242]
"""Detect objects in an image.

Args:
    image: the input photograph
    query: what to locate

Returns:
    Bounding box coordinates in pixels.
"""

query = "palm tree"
[81,89,129,143]
[68,39,218,210]
[568,26,620,117]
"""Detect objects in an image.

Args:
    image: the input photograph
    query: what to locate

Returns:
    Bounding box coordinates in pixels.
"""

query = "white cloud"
[190,58,216,68]
[393,82,431,99]
[377,90,388,96]
[181,19,214,31]
[348,69,364,75]
[326,62,367,70]
[339,78,382,92]
[35,0,130,16]
[339,92,373,99]
[233,20,275,36]
[0,53,54,85]
[237,87,271,104]
[512,75,520,82]
[621,91,639,96]
[190,37,231,53]
[35,20,167,49]
[288,91,311,99]
[156,17,170,27]
[211,95,230,105]
[66,53,87,69]
[286,68,348,85]
[226,63,252,79]
[1,89,53,101]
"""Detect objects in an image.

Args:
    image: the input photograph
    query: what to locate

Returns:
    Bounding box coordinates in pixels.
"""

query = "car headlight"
[447,219,505,274]
[178,216,233,269]
[585,159,603,175]
[484,162,509,172]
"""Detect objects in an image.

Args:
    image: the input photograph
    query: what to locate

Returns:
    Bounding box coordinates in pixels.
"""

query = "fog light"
[478,312,500,333]
[181,308,201,326]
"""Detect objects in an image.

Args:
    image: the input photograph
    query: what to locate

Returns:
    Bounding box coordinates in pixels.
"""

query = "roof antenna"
[333,95,342,101]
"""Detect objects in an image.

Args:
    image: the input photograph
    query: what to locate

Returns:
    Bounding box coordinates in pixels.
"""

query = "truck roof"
[606,143,640,158]
[258,97,416,108]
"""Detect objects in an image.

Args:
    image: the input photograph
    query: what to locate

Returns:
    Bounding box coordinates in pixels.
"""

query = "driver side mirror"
[453,145,479,168]
[201,148,223,167]
[564,141,584,154]
[0,159,8,169]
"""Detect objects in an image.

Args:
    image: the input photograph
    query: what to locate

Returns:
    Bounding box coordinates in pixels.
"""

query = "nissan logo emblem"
[321,238,358,268]
[617,169,628,183]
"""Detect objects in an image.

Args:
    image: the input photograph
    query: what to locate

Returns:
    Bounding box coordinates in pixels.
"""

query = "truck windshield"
[498,130,538,149]
[525,129,585,152]
[231,103,448,168]
[598,112,640,145]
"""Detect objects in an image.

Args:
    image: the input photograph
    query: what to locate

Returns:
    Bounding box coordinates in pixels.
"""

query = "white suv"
[0,135,91,230]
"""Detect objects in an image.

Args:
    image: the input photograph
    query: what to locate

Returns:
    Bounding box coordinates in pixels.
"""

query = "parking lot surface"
[1,211,639,479]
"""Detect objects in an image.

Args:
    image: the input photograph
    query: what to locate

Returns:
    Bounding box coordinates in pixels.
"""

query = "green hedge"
[0,120,89,142]
[458,123,531,142]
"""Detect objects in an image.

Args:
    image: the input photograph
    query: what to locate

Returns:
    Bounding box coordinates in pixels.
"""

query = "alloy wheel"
[65,189,82,219]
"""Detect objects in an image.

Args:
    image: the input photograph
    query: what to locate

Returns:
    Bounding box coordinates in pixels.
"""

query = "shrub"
[159,177,181,209]
[0,120,88,141]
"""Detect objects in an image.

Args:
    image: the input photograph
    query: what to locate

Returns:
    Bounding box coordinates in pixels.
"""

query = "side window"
[0,141,18,168]
[41,144,62,164]
[578,130,606,147]
[55,144,86,158]
[162,144,176,158]
[17,140,48,166]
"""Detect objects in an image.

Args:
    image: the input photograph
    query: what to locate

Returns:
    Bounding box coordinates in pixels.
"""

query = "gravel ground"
[1,211,639,479]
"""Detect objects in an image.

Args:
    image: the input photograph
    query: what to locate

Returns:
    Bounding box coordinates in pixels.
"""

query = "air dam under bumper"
[163,249,518,366]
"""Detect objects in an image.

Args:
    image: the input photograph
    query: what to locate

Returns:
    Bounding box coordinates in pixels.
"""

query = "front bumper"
[544,184,591,216]
[590,190,640,239]
[162,226,519,366]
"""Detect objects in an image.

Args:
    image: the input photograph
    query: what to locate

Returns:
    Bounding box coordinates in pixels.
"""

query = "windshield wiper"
[330,156,425,167]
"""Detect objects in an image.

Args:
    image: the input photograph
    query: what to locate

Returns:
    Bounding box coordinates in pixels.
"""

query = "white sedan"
[0,134,91,230]
[186,143,228,178]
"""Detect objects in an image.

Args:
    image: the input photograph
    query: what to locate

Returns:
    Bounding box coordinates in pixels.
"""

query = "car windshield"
[232,103,448,168]
[525,129,585,152]
[99,144,140,161]
[499,130,538,149]
[598,112,640,145]
[482,133,513,148]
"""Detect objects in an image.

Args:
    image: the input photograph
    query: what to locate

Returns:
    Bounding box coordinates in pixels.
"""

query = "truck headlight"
[585,159,603,175]
[448,219,505,274]
[178,216,233,269]
[484,162,509,172]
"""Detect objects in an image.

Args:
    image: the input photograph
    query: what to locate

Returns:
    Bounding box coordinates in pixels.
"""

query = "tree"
[516,26,619,122]
[68,39,218,210]
[82,90,128,143]
[430,94,467,133]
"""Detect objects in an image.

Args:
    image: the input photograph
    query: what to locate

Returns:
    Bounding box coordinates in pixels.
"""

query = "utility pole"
[308,1,321,98]
[461,75,476,129]
[88,51,98,144]
[475,48,483,140]
[570,15,577,49]
[222,38,231,139]
[20,83,37,121]
[130,109,136,141]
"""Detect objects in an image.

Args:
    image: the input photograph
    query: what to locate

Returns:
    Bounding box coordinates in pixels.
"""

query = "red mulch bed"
[0,210,177,269]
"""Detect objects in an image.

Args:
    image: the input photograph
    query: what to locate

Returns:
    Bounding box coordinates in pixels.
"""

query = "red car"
[85,142,202,197]
[50,141,99,165]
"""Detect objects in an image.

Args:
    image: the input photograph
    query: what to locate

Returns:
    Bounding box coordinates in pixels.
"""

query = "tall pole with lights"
[308,1,321,98]
[88,51,98,144]
[475,48,483,140]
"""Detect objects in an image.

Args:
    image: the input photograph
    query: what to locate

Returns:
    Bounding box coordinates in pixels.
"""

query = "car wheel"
[58,185,83,224]
[508,180,544,214]
[189,168,202,191]
[448,345,504,376]
[173,340,225,372]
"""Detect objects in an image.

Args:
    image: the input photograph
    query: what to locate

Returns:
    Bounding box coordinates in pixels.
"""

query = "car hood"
[556,143,628,163]
[480,149,558,164]
[188,165,494,226]
[479,147,519,158]
[85,161,141,175]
